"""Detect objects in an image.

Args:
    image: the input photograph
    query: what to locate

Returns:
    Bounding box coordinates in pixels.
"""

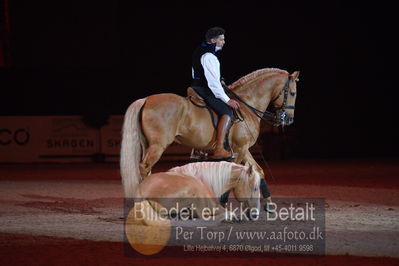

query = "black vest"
[191,41,218,88]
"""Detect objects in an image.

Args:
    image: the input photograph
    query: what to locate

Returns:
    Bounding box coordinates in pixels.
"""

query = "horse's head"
[270,71,300,126]
[231,163,261,215]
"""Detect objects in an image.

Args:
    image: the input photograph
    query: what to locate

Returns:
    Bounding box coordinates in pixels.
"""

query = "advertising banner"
[0,116,98,162]
[1,116,265,163]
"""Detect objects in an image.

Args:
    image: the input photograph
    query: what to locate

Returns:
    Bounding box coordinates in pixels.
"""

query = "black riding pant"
[192,86,234,119]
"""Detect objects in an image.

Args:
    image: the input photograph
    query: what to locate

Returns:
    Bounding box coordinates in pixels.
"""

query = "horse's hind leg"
[140,144,165,177]
[139,94,184,177]
[139,128,174,177]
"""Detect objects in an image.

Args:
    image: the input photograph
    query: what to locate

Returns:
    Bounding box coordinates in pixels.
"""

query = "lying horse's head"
[269,71,300,126]
[231,163,261,214]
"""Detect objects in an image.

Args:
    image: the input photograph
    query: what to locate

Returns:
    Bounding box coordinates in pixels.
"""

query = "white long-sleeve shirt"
[192,52,231,103]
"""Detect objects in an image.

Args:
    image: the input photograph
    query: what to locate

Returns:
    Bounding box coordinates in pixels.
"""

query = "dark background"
[1,1,398,158]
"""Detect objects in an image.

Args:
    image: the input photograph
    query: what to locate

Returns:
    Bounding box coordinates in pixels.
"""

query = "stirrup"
[222,147,237,159]
[190,149,208,160]
[230,147,238,159]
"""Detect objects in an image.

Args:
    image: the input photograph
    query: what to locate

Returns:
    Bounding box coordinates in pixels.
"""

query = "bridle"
[223,75,295,126]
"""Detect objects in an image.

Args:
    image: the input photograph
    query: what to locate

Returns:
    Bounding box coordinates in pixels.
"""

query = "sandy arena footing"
[0,158,398,265]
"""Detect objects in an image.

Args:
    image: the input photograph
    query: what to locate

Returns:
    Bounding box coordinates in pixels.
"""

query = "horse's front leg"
[218,145,251,206]
[231,145,264,176]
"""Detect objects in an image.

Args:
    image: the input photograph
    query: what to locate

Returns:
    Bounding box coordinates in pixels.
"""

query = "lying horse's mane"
[169,161,255,197]
[230,68,288,90]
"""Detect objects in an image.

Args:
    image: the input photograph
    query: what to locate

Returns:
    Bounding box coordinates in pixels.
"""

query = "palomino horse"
[120,68,299,197]
[129,161,261,226]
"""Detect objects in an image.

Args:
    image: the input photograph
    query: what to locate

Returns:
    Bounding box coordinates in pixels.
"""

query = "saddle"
[187,87,219,129]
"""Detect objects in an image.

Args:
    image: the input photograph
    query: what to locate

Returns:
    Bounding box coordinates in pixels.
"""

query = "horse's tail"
[131,200,171,227]
[120,98,147,198]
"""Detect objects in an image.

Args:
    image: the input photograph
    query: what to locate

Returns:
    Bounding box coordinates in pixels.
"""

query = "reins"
[223,75,294,126]
[223,84,276,120]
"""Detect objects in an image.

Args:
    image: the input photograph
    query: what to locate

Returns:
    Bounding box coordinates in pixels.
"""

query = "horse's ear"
[291,71,300,82]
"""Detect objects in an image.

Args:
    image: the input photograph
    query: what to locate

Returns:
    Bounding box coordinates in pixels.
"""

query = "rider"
[191,27,240,159]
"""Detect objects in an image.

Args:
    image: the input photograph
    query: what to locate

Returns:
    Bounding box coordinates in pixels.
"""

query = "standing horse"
[121,68,299,197]
[130,161,261,226]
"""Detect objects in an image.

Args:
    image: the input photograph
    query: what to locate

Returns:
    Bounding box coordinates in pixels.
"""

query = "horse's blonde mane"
[169,161,254,197]
[230,68,288,90]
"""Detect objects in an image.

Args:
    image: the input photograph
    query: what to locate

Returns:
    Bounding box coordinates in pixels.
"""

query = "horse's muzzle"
[279,111,294,126]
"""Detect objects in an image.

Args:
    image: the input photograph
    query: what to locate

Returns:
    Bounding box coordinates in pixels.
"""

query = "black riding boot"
[211,115,233,159]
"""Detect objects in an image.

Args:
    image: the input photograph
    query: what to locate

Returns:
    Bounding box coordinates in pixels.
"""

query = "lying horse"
[128,161,261,226]
[121,68,299,198]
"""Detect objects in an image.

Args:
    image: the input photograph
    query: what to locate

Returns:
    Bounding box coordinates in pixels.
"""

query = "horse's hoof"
[222,217,241,224]
[264,203,274,212]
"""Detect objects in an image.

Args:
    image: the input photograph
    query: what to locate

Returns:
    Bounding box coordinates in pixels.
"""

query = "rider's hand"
[227,99,240,110]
